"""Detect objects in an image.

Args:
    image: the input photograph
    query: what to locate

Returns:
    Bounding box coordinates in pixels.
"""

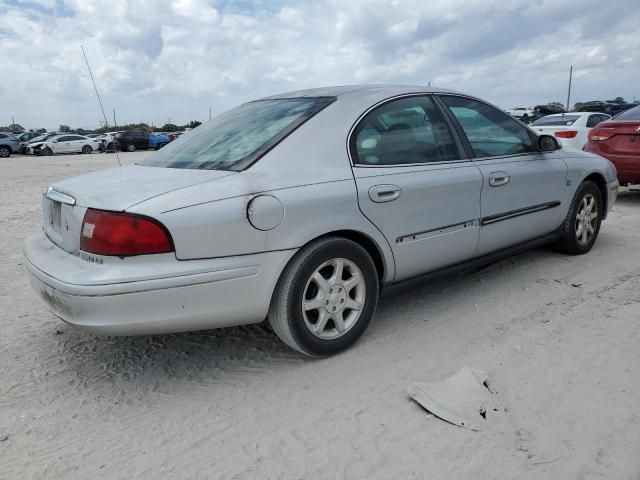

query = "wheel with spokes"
[269,237,379,356]
[556,181,603,255]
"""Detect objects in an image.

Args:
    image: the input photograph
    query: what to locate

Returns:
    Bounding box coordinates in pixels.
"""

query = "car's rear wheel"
[81,145,92,154]
[269,237,379,357]
[0,146,10,158]
[42,147,53,156]
[555,180,603,255]
[126,143,136,152]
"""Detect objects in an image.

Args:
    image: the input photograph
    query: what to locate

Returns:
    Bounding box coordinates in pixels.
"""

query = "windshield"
[532,115,581,126]
[141,97,335,171]
[614,106,640,121]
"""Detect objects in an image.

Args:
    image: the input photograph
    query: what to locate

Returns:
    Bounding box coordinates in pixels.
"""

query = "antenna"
[80,45,121,167]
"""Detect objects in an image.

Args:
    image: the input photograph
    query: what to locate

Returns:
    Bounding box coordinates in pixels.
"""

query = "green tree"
[160,123,179,132]
[188,120,202,129]
[59,124,71,132]
[8,123,24,132]
[549,101,565,110]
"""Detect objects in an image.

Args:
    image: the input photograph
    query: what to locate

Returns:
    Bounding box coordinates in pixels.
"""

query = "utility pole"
[209,106,212,121]
[566,65,573,111]
[113,109,116,128]
[11,116,15,127]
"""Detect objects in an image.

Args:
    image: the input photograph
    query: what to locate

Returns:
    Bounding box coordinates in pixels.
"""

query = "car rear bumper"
[24,232,295,335]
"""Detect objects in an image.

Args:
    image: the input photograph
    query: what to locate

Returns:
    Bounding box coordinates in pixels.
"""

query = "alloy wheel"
[575,193,598,246]
[302,258,366,340]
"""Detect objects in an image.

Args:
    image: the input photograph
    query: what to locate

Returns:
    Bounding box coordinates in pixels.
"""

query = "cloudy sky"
[1,0,639,130]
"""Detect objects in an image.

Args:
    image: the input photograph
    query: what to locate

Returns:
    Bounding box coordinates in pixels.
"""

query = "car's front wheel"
[42,147,53,156]
[556,180,603,255]
[0,146,10,158]
[81,145,93,154]
[126,143,136,152]
[269,237,379,357]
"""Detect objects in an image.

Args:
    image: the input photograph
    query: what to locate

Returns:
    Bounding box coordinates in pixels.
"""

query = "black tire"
[42,147,53,156]
[81,145,92,154]
[555,181,603,255]
[126,143,136,152]
[268,237,379,357]
[0,146,10,158]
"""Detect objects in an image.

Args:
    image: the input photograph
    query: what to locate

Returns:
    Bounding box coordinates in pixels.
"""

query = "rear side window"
[0,134,6,139]
[614,106,640,121]
[142,97,335,171]
[351,96,459,166]
[532,115,581,126]
[440,96,536,158]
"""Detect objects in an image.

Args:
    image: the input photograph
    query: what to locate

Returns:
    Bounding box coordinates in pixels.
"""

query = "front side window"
[142,97,335,171]
[440,96,536,158]
[351,96,459,166]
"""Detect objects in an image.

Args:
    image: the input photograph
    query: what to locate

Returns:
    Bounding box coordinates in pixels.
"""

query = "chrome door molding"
[396,219,479,244]
[480,201,561,226]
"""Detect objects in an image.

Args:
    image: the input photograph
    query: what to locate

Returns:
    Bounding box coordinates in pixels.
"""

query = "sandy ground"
[1,151,639,480]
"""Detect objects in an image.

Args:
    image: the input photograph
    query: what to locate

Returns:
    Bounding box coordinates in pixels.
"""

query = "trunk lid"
[43,165,236,254]
[49,165,235,211]
[596,120,640,155]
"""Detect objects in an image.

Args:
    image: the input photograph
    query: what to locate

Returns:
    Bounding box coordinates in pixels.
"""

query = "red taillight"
[80,209,173,256]
[588,128,616,141]
[554,130,578,138]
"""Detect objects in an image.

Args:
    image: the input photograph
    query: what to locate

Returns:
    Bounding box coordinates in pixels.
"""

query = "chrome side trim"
[46,187,76,206]
[397,219,479,244]
[481,201,561,226]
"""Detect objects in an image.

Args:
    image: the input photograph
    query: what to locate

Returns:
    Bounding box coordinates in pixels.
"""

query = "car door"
[134,132,147,149]
[66,136,82,152]
[438,95,568,256]
[350,95,484,281]
[53,136,71,153]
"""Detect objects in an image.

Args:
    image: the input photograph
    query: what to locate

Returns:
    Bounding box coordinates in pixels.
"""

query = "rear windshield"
[141,97,335,171]
[532,115,581,126]
[613,106,640,121]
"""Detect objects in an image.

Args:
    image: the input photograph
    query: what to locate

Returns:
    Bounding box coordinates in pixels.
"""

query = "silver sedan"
[24,85,618,356]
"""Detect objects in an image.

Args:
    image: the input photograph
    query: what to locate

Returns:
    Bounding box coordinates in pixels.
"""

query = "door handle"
[489,172,510,187]
[369,184,402,203]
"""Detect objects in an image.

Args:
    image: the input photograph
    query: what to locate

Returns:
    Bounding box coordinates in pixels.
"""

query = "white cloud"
[0,0,638,130]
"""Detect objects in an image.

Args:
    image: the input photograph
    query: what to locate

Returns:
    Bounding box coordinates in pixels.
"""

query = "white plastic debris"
[407,366,497,431]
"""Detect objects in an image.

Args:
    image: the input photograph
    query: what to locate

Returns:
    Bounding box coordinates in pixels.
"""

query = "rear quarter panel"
[558,150,618,216]
[130,95,398,282]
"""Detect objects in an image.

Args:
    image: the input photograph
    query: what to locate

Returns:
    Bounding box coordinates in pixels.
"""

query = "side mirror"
[538,134,561,152]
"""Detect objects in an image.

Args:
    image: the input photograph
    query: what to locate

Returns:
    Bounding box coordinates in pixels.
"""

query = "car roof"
[544,112,599,118]
[259,84,460,101]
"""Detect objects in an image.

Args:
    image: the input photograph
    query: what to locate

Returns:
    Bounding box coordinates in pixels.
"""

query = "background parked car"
[534,104,566,116]
[506,107,534,120]
[15,132,41,142]
[585,105,640,185]
[149,133,170,150]
[113,131,150,152]
[25,132,61,149]
[28,134,102,155]
[0,133,21,157]
[578,100,636,116]
[531,112,611,150]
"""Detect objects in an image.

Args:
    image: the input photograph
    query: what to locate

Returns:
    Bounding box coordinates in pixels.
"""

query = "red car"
[585,105,640,185]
